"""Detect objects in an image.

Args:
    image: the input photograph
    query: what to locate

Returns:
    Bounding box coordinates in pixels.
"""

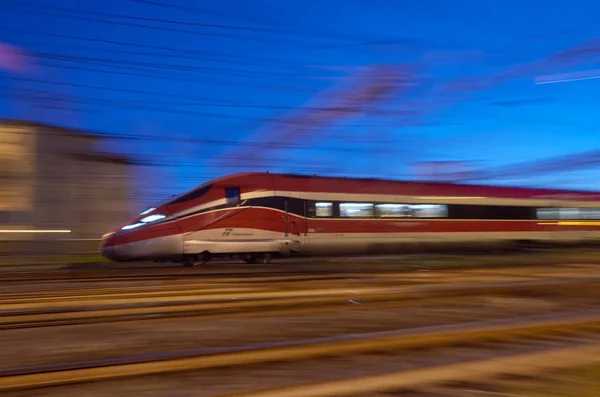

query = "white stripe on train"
[170,189,600,222]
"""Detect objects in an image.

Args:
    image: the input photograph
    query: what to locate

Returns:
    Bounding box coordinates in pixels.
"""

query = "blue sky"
[2,0,600,204]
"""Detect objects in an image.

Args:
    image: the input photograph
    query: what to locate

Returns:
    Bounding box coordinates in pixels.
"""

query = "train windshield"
[166,183,213,205]
[137,195,177,216]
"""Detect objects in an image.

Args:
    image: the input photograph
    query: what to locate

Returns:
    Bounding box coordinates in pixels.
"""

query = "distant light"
[122,223,143,230]
[140,214,166,223]
[0,229,71,233]
[140,207,156,215]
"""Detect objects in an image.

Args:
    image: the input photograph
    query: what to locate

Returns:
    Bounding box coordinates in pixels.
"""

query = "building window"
[225,187,241,204]
[340,202,374,217]
[315,202,333,217]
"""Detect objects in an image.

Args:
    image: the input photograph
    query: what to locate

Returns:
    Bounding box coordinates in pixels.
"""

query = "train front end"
[100,204,184,262]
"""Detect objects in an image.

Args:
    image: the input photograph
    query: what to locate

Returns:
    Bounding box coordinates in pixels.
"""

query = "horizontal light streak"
[535,69,600,85]
[0,229,71,233]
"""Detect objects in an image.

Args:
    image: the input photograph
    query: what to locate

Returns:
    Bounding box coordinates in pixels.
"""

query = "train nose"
[100,232,120,261]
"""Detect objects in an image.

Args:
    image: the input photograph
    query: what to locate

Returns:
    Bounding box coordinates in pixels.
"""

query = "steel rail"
[1,309,599,390]
[2,277,598,329]
[222,342,600,397]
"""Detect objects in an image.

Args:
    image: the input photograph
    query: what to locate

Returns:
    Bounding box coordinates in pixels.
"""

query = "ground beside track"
[1,257,599,396]
[3,260,599,297]
[490,363,600,397]
[2,250,600,293]
[1,277,599,370]
[3,248,600,278]
[3,324,599,397]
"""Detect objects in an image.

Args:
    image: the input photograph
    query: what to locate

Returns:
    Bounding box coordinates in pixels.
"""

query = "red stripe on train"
[107,207,600,246]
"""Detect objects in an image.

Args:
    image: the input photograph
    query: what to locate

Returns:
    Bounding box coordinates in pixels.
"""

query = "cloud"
[488,98,554,107]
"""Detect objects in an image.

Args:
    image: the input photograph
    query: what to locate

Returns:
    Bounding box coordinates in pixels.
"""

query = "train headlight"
[120,214,166,231]
[101,231,115,240]
[140,214,166,223]
[122,223,144,230]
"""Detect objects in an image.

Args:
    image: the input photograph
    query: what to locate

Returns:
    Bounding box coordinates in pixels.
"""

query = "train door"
[302,200,334,255]
[283,198,306,253]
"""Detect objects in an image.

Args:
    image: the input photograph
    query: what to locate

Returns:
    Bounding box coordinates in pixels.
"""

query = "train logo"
[222,228,233,237]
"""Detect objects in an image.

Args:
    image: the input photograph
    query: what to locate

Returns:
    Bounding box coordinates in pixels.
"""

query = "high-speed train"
[100,172,600,266]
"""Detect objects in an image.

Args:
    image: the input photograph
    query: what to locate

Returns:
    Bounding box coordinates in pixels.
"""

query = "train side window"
[315,202,333,217]
[375,204,447,218]
[411,204,448,218]
[340,202,374,217]
[375,204,411,217]
[168,183,212,204]
[225,187,241,204]
[581,208,600,219]
[536,208,559,219]
[559,208,579,219]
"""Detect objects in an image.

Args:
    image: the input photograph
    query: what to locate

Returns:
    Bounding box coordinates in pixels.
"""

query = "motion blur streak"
[0,230,71,233]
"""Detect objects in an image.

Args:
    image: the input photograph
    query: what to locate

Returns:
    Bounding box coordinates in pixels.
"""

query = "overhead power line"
[3,77,366,112]
[36,52,301,78]
[128,0,392,44]
[0,26,375,71]
[0,27,266,63]
[1,1,352,47]
[2,88,389,128]
[15,38,304,69]
[36,60,318,94]
[7,0,398,45]
[0,116,383,154]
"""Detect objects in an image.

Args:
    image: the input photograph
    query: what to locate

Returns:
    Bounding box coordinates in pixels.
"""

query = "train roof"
[217,172,600,202]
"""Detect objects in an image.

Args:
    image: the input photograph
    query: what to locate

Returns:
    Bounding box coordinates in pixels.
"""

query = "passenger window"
[375,203,448,218]
[536,208,559,219]
[315,202,333,217]
[340,202,374,217]
[225,187,240,204]
[375,204,411,217]
[411,204,448,218]
[559,208,579,219]
[581,208,600,219]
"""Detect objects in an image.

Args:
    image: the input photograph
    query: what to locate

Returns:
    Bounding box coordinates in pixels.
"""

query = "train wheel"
[184,252,210,267]
[243,254,258,264]
[261,253,272,264]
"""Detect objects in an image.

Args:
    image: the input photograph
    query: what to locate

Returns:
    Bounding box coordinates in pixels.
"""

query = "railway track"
[221,343,600,397]
[2,276,598,329]
[2,251,600,284]
[0,267,573,301]
[2,262,599,300]
[1,309,599,392]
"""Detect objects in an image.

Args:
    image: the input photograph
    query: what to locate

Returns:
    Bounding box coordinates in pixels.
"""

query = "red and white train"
[100,172,600,266]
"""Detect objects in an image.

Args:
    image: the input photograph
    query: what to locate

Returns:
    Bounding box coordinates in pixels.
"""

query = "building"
[0,119,136,253]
